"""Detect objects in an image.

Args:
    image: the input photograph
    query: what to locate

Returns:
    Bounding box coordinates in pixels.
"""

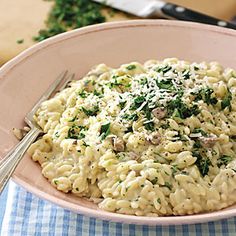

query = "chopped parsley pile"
[34,0,106,41]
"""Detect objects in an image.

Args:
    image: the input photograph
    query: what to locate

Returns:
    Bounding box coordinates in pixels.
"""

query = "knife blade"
[93,0,236,30]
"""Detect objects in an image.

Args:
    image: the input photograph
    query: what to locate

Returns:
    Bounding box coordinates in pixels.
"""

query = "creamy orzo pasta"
[28,58,236,216]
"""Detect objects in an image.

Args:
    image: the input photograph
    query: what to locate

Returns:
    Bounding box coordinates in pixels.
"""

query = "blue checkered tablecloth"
[0,181,236,235]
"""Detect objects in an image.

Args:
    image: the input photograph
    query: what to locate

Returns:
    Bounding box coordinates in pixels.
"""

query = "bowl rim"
[1,19,236,225]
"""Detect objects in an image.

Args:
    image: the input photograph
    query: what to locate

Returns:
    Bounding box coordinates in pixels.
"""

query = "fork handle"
[0,126,41,194]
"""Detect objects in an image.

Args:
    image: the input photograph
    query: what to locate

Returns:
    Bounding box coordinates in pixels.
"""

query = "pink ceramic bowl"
[0,20,236,225]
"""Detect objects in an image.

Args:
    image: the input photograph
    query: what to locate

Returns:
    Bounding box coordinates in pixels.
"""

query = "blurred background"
[1,0,236,65]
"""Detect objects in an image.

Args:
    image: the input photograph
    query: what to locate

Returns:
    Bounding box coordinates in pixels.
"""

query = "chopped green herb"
[139,77,148,85]
[193,87,217,105]
[54,180,59,185]
[81,106,99,116]
[150,177,158,185]
[100,122,111,140]
[125,126,133,133]
[155,65,172,73]
[107,78,122,88]
[192,128,207,136]
[163,182,172,190]
[126,64,136,70]
[221,90,232,110]
[119,101,126,109]
[167,94,200,119]
[82,141,89,147]
[17,39,24,44]
[140,184,144,187]
[34,0,106,42]
[130,96,145,110]
[93,90,103,97]
[182,69,191,80]
[121,113,139,121]
[66,125,86,140]
[171,165,179,176]
[144,121,155,131]
[54,131,60,138]
[157,198,161,204]
[217,155,233,167]
[78,90,88,98]
[164,171,170,176]
[69,114,79,122]
[156,78,175,90]
[160,123,170,129]
[193,140,202,149]
[193,151,211,176]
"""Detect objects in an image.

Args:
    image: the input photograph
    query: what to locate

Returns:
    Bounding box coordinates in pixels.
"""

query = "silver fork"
[0,71,74,193]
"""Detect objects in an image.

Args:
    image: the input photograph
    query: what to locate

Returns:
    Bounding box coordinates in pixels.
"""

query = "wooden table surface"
[1,0,236,65]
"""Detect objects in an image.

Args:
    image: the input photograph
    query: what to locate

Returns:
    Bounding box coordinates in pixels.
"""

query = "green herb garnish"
[155,65,172,73]
[130,96,145,110]
[217,155,233,167]
[182,69,191,80]
[163,182,172,190]
[81,106,99,116]
[122,113,139,121]
[144,121,155,131]
[78,90,88,98]
[156,78,175,90]
[150,177,158,185]
[193,151,211,176]
[126,64,136,70]
[192,128,207,136]
[66,125,86,140]
[193,87,217,105]
[119,101,126,109]
[167,94,200,119]
[221,90,232,110]
[100,122,110,140]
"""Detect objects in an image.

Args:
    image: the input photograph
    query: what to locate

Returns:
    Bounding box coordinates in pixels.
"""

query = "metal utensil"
[0,71,74,194]
[93,0,236,30]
